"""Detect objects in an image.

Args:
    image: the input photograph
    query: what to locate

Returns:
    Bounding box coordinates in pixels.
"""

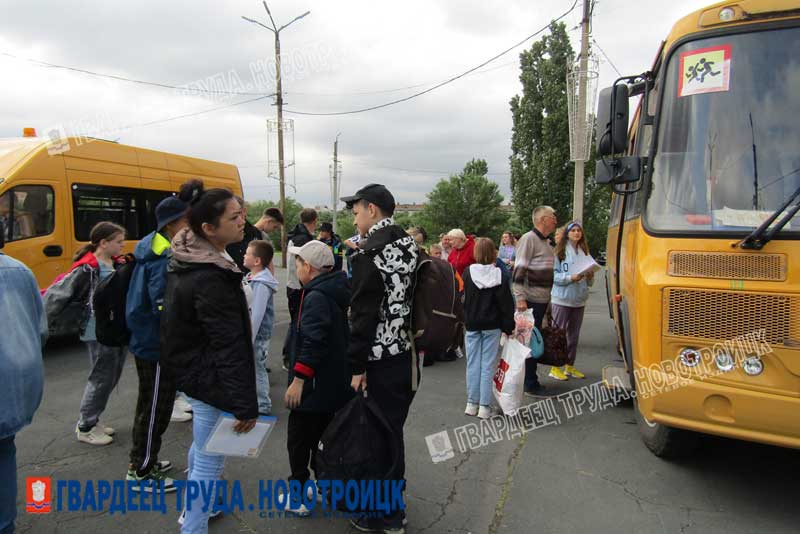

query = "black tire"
[634,396,700,458]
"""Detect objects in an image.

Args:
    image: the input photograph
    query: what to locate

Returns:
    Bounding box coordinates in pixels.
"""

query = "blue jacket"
[0,253,46,439]
[248,268,279,345]
[126,231,171,360]
[551,244,595,308]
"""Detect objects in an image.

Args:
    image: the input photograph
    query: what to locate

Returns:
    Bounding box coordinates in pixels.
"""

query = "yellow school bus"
[595,1,800,456]
[0,132,243,291]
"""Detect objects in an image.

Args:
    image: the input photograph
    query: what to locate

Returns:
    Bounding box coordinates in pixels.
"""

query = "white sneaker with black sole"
[173,396,193,413]
[170,405,192,423]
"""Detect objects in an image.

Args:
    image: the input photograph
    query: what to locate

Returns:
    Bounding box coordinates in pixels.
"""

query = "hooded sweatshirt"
[247,268,279,344]
[463,263,515,334]
[447,235,476,276]
[551,243,595,308]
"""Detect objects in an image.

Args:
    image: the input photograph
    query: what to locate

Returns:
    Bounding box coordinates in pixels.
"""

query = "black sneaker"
[524,384,548,397]
[350,516,384,533]
[126,468,176,493]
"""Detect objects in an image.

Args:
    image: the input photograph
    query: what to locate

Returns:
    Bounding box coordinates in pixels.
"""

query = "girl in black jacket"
[462,238,515,419]
[160,180,257,532]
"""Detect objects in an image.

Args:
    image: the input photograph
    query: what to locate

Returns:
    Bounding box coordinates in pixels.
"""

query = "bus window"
[72,184,140,240]
[0,186,55,242]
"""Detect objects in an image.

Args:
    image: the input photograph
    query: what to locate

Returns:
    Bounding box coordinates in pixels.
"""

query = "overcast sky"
[0,0,712,207]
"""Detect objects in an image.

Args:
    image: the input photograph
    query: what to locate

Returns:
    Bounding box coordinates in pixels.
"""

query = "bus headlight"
[743,356,764,376]
[679,348,701,367]
[715,350,735,372]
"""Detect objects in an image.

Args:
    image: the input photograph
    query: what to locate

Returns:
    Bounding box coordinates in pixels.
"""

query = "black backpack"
[314,391,400,484]
[410,250,464,355]
[92,254,136,347]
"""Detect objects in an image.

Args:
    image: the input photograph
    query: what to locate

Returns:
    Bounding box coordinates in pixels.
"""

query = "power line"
[283,0,580,116]
[79,95,271,136]
[284,59,518,98]
[592,37,621,77]
[0,51,275,97]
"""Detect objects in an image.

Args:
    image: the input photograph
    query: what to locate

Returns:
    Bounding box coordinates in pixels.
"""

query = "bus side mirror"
[596,85,629,157]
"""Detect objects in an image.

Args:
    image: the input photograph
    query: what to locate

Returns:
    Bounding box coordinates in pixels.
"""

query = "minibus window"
[73,184,139,241]
[0,186,55,242]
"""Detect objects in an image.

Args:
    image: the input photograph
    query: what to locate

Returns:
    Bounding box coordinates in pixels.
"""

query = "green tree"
[509,21,610,255]
[421,159,508,238]
[510,22,574,229]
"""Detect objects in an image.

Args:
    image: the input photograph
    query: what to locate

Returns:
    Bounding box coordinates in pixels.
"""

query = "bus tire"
[634,396,699,458]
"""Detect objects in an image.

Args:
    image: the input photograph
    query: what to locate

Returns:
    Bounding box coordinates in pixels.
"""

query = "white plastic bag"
[512,309,535,347]
[493,337,531,416]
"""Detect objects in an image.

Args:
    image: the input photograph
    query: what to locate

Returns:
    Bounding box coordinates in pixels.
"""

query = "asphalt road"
[14,269,800,533]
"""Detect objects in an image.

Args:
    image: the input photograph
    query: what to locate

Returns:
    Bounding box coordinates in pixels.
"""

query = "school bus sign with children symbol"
[678,44,732,97]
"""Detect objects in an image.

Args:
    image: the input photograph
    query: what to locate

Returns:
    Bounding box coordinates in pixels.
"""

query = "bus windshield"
[646,26,800,234]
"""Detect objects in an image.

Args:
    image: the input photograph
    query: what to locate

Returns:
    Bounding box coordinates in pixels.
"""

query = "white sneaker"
[97,421,115,436]
[77,425,113,446]
[477,406,493,419]
[287,502,312,517]
[464,403,479,416]
[174,397,193,413]
[171,406,192,423]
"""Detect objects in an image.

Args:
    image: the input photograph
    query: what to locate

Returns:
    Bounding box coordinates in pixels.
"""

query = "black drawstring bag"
[314,390,400,484]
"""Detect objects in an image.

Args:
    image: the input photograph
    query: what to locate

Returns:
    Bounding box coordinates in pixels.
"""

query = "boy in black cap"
[124,194,191,491]
[341,184,418,533]
[317,221,344,272]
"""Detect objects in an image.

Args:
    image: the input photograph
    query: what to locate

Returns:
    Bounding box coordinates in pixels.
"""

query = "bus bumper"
[642,379,800,449]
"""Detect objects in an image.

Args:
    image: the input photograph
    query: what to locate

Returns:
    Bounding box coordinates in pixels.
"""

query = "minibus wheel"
[634,395,699,458]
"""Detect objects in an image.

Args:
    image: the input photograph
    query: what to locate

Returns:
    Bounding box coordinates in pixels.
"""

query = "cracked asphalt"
[14,269,800,533]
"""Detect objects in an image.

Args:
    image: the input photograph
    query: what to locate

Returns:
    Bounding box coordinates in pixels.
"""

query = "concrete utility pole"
[242,2,310,267]
[572,0,591,223]
[331,133,341,234]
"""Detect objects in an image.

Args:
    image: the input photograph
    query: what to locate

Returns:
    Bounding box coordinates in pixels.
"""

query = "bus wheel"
[634,396,699,458]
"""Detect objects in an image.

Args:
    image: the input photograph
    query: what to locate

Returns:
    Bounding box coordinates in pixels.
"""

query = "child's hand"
[285,378,304,409]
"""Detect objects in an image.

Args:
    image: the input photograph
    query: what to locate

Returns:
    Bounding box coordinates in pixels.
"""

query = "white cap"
[288,240,334,270]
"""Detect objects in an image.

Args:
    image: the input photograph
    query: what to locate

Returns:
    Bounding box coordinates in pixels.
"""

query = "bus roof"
[664,0,800,54]
[0,136,240,187]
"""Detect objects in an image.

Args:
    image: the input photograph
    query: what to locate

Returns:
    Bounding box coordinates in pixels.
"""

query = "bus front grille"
[664,288,800,349]
[668,251,786,281]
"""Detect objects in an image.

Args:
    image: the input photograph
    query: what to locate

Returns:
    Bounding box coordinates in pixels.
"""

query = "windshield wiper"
[739,183,800,249]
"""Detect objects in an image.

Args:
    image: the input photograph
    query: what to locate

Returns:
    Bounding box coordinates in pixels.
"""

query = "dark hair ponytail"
[73,221,126,261]
[178,179,234,238]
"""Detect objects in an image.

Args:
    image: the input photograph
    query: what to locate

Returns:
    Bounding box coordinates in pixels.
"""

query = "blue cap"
[156,196,188,231]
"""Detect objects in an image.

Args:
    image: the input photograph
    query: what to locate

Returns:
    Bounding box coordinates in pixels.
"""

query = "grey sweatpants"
[77,341,127,431]
[549,304,586,366]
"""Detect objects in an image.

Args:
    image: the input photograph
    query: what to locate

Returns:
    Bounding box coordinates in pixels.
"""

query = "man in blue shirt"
[0,221,46,533]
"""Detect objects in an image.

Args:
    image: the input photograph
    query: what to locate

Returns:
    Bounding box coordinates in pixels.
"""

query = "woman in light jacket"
[548,221,594,381]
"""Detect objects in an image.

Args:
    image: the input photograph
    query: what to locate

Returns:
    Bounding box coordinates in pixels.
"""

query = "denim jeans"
[465,329,502,407]
[253,338,272,415]
[0,436,16,534]
[181,399,225,534]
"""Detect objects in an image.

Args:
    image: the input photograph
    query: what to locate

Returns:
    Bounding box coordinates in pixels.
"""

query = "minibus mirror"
[595,155,641,185]
[596,84,629,156]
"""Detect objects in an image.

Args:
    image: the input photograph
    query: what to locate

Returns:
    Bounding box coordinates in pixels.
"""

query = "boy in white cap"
[283,241,352,514]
